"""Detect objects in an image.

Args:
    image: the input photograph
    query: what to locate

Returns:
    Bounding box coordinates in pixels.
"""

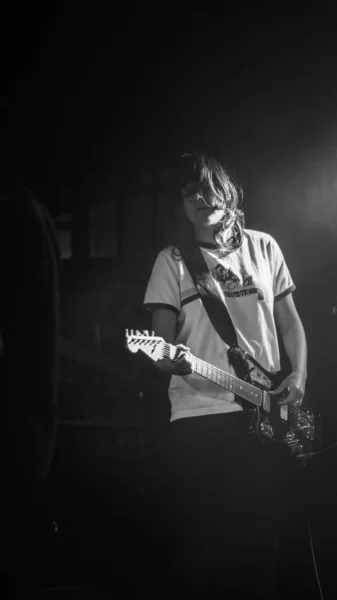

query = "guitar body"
[227,346,318,463]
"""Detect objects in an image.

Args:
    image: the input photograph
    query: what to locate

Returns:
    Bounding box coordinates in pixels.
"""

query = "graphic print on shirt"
[211,263,265,300]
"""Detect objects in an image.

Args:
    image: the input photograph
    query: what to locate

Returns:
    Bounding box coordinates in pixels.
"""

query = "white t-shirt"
[144,229,295,422]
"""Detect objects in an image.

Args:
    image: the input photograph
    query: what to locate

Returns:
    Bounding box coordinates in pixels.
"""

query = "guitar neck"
[166,342,263,408]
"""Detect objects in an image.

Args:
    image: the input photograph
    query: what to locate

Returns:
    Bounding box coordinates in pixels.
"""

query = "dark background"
[2,2,337,597]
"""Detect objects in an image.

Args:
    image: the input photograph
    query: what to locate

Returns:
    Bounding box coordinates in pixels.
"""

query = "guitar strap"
[178,243,238,348]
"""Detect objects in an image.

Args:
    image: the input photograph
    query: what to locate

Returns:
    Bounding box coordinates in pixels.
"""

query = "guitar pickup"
[280,405,288,421]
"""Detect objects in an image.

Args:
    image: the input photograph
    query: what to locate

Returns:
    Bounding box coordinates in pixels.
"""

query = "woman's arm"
[270,293,307,405]
[152,308,177,344]
[152,308,192,375]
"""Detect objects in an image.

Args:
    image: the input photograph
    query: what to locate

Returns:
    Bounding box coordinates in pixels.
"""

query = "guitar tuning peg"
[130,329,134,336]
[151,330,155,336]
[136,329,141,335]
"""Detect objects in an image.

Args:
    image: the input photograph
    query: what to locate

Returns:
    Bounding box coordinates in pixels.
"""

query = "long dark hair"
[165,151,245,257]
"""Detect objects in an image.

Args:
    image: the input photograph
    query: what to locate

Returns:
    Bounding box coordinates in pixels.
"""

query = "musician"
[143,152,307,598]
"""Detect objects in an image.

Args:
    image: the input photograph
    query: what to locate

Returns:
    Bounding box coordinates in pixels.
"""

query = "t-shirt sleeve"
[270,236,296,301]
[143,249,181,316]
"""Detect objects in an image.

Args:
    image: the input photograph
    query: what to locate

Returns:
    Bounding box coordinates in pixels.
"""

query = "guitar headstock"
[125,329,166,362]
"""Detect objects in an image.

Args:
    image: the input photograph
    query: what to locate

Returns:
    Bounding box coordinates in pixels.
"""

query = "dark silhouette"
[0,181,60,585]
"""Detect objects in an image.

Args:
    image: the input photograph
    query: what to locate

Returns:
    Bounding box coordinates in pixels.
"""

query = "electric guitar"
[125,329,319,463]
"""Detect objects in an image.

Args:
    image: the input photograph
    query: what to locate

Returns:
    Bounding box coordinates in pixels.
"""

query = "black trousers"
[161,411,300,598]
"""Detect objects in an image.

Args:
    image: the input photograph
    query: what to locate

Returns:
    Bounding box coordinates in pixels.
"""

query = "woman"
[143,152,307,597]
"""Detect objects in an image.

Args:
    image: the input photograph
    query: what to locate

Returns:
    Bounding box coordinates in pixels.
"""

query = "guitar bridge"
[295,412,316,441]
[284,431,304,455]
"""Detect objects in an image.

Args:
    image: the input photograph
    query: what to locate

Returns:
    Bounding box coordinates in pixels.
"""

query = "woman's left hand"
[269,370,307,407]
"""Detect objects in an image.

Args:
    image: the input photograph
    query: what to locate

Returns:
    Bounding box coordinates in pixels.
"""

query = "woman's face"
[181,182,225,229]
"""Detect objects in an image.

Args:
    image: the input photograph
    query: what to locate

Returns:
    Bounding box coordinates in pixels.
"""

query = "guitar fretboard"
[165,343,263,407]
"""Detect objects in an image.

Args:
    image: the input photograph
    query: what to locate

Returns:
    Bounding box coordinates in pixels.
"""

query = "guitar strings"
[164,344,311,420]
[164,344,262,404]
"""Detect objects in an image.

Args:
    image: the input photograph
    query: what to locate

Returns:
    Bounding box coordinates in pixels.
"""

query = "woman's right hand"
[155,344,193,375]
